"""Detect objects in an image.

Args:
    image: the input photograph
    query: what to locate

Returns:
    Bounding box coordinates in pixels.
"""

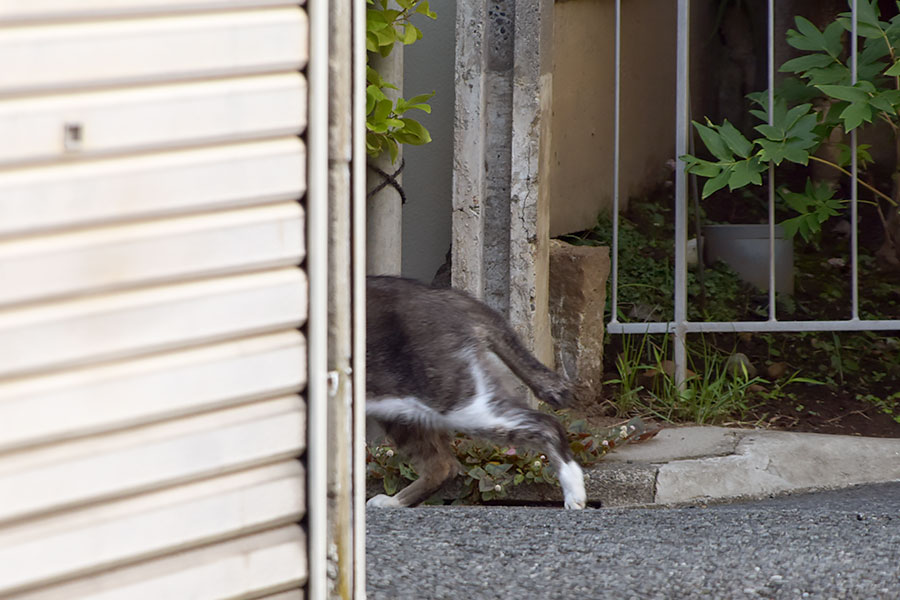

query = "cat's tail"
[476,306,574,409]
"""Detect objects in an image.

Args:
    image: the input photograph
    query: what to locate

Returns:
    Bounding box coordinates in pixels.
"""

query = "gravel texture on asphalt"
[366,482,900,599]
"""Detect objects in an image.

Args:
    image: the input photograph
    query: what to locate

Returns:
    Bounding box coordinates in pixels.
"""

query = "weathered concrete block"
[548,240,610,409]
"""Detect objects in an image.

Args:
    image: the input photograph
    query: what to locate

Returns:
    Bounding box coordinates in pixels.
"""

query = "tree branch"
[807,155,897,206]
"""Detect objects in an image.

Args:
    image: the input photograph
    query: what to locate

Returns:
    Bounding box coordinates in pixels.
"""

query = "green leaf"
[717,120,753,158]
[787,17,829,52]
[402,23,421,44]
[375,25,397,48]
[366,132,382,155]
[398,462,418,481]
[758,139,789,165]
[822,20,845,56]
[478,477,496,493]
[778,179,845,241]
[393,118,432,145]
[871,90,900,116]
[886,59,900,76]
[702,167,732,198]
[381,9,401,24]
[366,31,378,52]
[395,91,434,115]
[804,63,852,86]
[366,66,384,87]
[728,157,764,189]
[372,98,393,122]
[838,0,887,39]
[782,144,811,165]
[366,9,390,31]
[682,156,722,178]
[467,465,487,481]
[754,124,784,140]
[693,121,732,161]
[780,53,838,74]
[404,92,435,105]
[836,143,873,168]
[484,463,513,477]
[839,101,873,131]
[815,84,870,103]
[784,103,814,130]
[416,0,437,19]
[780,214,814,241]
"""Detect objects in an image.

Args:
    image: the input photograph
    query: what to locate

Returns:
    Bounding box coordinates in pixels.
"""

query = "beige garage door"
[0,1,309,598]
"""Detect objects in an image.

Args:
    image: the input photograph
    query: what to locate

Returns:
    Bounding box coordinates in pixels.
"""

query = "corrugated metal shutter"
[0,1,309,598]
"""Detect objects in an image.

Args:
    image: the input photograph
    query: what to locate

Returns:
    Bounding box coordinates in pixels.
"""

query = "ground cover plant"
[366,416,658,505]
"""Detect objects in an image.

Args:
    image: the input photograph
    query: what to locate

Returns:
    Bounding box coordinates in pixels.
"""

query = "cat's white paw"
[367,494,402,508]
[564,495,587,510]
[559,460,587,510]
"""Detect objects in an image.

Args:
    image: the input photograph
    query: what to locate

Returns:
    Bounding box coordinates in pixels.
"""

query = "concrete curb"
[581,427,900,507]
[367,427,900,507]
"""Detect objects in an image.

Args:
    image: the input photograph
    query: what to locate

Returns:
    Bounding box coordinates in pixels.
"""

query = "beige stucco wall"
[550,0,679,237]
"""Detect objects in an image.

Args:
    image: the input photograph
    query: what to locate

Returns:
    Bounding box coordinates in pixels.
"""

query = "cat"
[365,275,587,509]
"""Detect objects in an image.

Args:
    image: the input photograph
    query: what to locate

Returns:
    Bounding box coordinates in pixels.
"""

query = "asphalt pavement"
[367,482,900,599]
[366,427,900,599]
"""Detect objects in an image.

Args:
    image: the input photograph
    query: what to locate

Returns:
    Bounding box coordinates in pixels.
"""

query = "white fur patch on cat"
[367,494,401,508]
[365,350,525,434]
[558,460,586,509]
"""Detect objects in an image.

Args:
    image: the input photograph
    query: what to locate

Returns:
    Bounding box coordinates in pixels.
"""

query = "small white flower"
[493,484,502,492]
[601,440,610,447]
[533,460,542,469]
[385,449,394,458]
[620,425,629,437]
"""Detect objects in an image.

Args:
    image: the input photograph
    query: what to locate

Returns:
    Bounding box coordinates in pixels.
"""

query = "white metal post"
[850,0,860,321]
[351,0,367,597]
[610,0,621,326]
[767,0,777,321]
[673,0,690,387]
[306,0,329,597]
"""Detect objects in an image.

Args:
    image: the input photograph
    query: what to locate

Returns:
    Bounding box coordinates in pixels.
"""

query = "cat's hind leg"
[367,423,459,508]
[473,407,586,509]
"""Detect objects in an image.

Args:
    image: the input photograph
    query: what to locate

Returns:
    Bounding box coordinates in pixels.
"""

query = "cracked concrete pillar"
[452,0,554,375]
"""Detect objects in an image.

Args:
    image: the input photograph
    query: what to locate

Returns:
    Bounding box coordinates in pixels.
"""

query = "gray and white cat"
[365,276,586,509]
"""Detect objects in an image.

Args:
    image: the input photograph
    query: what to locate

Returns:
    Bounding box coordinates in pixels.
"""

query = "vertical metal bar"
[610,0,621,325]
[350,0,366,597]
[673,0,690,386]
[306,0,329,597]
[850,0,860,320]
[767,0,777,321]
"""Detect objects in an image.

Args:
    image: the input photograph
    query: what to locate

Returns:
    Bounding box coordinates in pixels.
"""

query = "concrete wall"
[400,0,456,283]
[550,0,679,237]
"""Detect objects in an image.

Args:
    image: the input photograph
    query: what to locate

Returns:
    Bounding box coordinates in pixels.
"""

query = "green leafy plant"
[681,0,900,259]
[366,415,652,504]
[857,391,900,424]
[606,334,821,425]
[366,0,436,162]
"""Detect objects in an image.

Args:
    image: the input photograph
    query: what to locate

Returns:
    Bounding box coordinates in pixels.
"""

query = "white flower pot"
[702,224,794,294]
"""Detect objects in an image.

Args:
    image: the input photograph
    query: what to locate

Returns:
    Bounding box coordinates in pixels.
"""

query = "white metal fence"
[606,0,900,385]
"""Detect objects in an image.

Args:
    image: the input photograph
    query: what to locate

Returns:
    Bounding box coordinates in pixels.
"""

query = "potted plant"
[681,0,900,275]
